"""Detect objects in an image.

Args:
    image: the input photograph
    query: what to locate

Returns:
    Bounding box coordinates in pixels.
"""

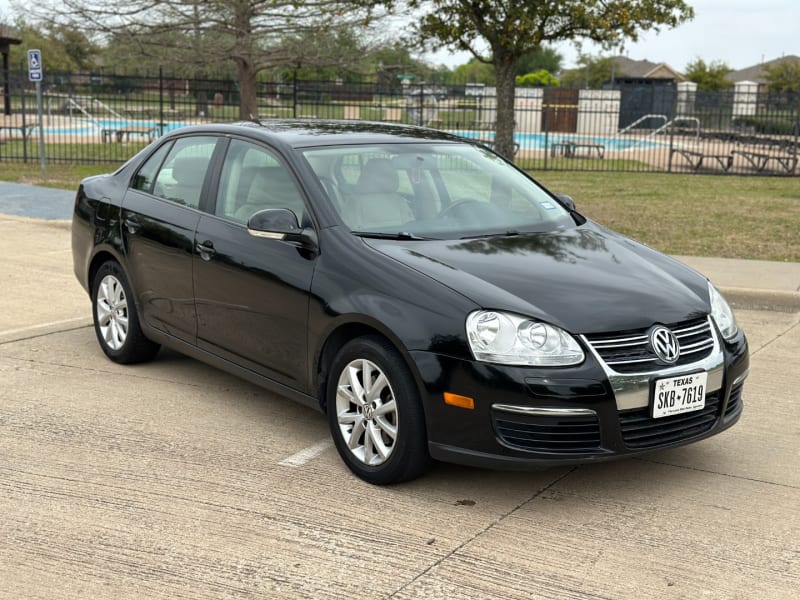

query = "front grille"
[493,410,602,454]
[618,392,721,449]
[725,384,744,418]
[585,317,715,373]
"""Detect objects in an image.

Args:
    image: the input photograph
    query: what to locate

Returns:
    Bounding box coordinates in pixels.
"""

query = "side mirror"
[247,208,302,238]
[554,193,576,211]
[247,208,318,253]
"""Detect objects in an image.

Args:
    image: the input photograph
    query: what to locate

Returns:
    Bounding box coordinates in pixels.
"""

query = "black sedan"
[72,120,749,484]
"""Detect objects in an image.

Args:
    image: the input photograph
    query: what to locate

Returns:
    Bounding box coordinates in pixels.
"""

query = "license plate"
[652,372,708,419]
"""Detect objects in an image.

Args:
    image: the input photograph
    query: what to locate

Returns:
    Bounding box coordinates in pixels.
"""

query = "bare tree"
[22,0,384,118]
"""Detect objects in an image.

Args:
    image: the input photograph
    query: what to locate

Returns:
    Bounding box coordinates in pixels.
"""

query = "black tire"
[327,335,431,485]
[91,261,160,364]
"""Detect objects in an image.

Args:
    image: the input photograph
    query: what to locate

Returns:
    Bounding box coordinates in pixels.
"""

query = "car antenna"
[249,114,263,126]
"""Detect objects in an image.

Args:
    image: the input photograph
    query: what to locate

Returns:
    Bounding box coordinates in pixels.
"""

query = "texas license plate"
[652,372,708,419]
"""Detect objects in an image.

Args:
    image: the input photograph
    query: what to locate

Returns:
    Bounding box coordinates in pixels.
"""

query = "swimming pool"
[35,119,189,136]
[455,130,659,151]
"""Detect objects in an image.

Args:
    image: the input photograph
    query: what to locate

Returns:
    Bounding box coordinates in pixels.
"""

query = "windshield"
[301,143,574,239]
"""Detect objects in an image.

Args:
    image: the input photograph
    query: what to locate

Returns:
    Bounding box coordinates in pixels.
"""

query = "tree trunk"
[493,53,519,161]
[236,58,258,119]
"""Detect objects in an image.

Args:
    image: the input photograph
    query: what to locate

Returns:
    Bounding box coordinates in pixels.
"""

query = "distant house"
[730,55,800,92]
[610,56,684,82]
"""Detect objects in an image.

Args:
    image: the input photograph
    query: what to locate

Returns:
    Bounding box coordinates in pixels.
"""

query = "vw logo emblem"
[650,326,680,363]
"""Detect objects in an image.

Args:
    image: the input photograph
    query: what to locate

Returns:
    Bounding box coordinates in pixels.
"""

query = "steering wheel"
[437,198,485,219]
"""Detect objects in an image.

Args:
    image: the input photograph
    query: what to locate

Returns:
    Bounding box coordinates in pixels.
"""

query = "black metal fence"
[1,68,798,175]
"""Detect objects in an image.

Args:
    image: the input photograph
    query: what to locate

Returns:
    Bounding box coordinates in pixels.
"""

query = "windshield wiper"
[460,229,521,240]
[352,231,435,241]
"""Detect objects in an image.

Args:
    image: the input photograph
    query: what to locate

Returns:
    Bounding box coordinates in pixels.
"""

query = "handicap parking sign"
[28,49,43,82]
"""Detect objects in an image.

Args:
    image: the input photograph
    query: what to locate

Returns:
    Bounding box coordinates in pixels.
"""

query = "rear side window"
[131,142,172,193]
[149,136,218,209]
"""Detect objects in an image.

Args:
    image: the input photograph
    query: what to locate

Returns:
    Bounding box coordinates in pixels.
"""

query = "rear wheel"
[91,261,160,364]
[327,336,430,485]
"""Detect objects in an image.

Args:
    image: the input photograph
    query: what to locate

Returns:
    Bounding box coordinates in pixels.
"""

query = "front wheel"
[91,261,160,364]
[327,336,430,485]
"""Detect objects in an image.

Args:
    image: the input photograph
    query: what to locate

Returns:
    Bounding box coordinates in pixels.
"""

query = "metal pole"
[21,64,27,163]
[36,80,45,177]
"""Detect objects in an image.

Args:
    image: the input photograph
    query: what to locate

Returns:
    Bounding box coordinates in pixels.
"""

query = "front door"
[193,138,316,390]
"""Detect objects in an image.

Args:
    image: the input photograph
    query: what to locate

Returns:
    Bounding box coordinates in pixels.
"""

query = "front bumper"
[411,324,749,470]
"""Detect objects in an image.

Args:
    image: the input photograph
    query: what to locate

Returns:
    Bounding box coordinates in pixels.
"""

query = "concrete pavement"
[0,207,799,597]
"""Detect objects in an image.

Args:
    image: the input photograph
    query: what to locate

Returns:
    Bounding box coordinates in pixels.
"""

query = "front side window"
[149,136,218,209]
[301,143,573,239]
[215,139,306,224]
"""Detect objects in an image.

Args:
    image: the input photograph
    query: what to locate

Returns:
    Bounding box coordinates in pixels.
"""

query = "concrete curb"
[720,286,800,314]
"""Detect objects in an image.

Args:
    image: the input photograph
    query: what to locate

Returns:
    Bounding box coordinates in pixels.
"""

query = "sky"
[425,0,799,72]
[1,0,797,73]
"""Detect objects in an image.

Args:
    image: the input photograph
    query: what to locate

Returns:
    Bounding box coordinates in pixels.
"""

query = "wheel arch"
[88,249,123,290]
[313,318,426,415]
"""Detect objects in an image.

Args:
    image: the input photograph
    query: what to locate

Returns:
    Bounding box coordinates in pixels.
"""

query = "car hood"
[363,223,711,335]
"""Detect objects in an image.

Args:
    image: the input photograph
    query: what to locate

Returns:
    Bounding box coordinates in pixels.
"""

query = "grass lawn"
[533,171,800,262]
[1,162,798,262]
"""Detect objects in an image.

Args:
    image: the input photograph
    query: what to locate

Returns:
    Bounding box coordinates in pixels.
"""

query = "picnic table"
[101,126,157,143]
[731,150,797,174]
[551,141,605,159]
[670,149,734,172]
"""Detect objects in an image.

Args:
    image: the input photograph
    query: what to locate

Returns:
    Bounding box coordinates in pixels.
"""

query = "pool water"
[456,130,658,151]
[37,119,188,136]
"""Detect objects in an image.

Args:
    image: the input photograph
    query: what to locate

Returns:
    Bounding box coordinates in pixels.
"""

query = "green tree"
[684,58,732,91]
[764,60,800,94]
[516,70,559,87]
[12,19,98,72]
[517,46,562,77]
[560,54,616,89]
[449,58,495,85]
[407,0,694,159]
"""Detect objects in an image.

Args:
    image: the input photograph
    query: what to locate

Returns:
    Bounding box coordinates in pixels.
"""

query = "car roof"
[163,119,467,149]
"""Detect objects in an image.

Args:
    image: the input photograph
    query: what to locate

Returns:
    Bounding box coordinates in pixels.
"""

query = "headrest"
[171,156,208,185]
[358,158,399,194]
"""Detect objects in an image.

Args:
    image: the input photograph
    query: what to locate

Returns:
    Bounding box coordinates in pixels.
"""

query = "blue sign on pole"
[28,49,43,82]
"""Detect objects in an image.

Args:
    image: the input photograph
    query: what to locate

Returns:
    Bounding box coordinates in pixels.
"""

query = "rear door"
[122,135,219,341]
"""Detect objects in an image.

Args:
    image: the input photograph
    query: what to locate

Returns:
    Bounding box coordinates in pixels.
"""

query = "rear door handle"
[196,240,216,261]
[123,216,141,234]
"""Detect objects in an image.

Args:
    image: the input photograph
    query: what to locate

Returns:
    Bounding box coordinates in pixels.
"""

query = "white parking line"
[0,316,90,337]
[278,439,334,467]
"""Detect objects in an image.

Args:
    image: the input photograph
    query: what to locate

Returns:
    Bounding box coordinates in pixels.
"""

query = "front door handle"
[196,240,217,261]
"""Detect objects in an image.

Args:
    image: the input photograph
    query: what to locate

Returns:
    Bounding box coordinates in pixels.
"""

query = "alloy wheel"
[335,358,399,466]
[95,274,129,351]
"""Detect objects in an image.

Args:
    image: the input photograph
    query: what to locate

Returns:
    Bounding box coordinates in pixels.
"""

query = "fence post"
[543,90,549,170]
[159,66,164,137]
[418,83,424,127]
[20,65,28,163]
[292,69,298,118]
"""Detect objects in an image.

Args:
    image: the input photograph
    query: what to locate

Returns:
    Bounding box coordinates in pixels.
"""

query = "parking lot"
[1,214,798,599]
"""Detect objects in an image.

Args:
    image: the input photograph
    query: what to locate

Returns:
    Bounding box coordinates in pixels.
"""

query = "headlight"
[466,310,584,366]
[708,283,738,340]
